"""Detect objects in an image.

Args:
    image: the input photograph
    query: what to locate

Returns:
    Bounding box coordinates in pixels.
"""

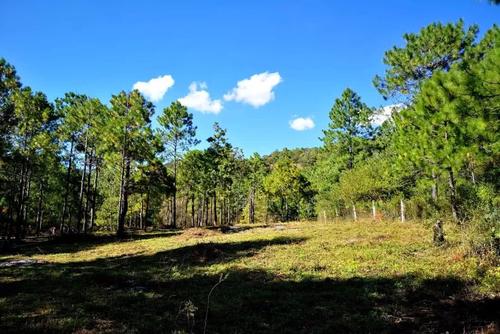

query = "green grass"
[1,221,499,333]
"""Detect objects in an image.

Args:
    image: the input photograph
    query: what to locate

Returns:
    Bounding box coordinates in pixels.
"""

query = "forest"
[1,20,498,248]
[0,16,499,333]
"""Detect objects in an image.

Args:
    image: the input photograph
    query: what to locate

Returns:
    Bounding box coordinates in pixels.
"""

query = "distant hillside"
[264,147,320,169]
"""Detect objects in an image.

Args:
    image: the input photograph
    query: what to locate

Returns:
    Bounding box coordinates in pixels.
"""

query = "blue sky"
[1,1,497,156]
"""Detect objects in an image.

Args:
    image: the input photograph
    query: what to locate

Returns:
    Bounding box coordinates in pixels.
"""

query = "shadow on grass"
[0,230,181,258]
[0,236,498,333]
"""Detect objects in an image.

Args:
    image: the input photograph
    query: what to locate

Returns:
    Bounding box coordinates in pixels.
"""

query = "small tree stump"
[433,219,445,245]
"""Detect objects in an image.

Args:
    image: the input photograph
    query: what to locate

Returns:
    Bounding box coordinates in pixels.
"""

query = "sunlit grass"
[0,220,498,333]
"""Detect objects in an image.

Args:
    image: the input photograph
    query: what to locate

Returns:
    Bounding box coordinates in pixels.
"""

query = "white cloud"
[178,82,223,114]
[224,72,282,108]
[289,117,315,131]
[371,103,405,126]
[133,75,175,102]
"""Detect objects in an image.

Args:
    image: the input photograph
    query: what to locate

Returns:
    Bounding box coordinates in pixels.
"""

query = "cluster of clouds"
[178,82,222,114]
[223,72,282,108]
[132,73,408,132]
[132,71,282,115]
[132,75,175,102]
[289,117,315,131]
[370,104,405,126]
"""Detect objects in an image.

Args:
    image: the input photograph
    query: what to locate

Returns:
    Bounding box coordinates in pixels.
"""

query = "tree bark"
[35,182,44,235]
[431,169,438,203]
[83,151,93,234]
[77,134,89,233]
[213,192,217,226]
[89,158,99,232]
[117,152,130,237]
[352,203,357,221]
[400,198,405,223]
[60,138,74,235]
[172,144,178,229]
[249,188,255,224]
[191,194,195,227]
[447,167,459,222]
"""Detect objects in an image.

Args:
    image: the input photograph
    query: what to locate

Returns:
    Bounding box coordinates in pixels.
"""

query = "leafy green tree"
[263,154,315,221]
[246,153,266,224]
[207,123,235,225]
[373,20,478,101]
[0,58,21,158]
[11,87,58,238]
[107,90,155,236]
[394,31,499,221]
[322,88,374,170]
[158,101,199,228]
[0,58,22,228]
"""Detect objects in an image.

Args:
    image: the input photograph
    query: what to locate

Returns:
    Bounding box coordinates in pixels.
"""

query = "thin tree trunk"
[249,188,255,224]
[36,182,44,235]
[21,169,32,238]
[77,135,89,233]
[213,192,217,226]
[285,199,289,222]
[447,167,459,222]
[83,151,93,234]
[400,198,406,223]
[60,138,74,234]
[15,161,26,240]
[117,151,128,237]
[184,196,189,227]
[172,145,177,229]
[144,190,150,230]
[352,203,357,221]
[203,196,208,226]
[89,157,99,232]
[371,200,376,220]
[139,196,144,230]
[431,169,438,203]
[191,194,195,227]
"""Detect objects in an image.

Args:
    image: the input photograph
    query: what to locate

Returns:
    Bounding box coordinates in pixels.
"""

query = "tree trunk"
[117,153,130,237]
[191,194,195,227]
[183,195,189,227]
[139,196,144,230]
[431,169,438,203]
[371,200,376,220]
[285,199,289,222]
[249,188,255,224]
[21,170,32,238]
[16,159,28,240]
[213,192,217,226]
[60,138,74,234]
[89,158,99,232]
[352,203,357,221]
[77,135,89,233]
[172,145,177,229]
[144,190,150,230]
[447,167,459,222]
[36,182,44,235]
[400,198,405,223]
[203,196,208,226]
[83,151,93,234]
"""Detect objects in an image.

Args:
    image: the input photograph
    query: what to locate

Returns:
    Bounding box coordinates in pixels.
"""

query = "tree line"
[0,20,498,250]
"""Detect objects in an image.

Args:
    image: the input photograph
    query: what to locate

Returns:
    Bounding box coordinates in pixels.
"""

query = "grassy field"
[0,220,499,333]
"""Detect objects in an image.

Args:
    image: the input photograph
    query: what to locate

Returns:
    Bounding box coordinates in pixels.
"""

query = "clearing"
[0,221,499,333]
